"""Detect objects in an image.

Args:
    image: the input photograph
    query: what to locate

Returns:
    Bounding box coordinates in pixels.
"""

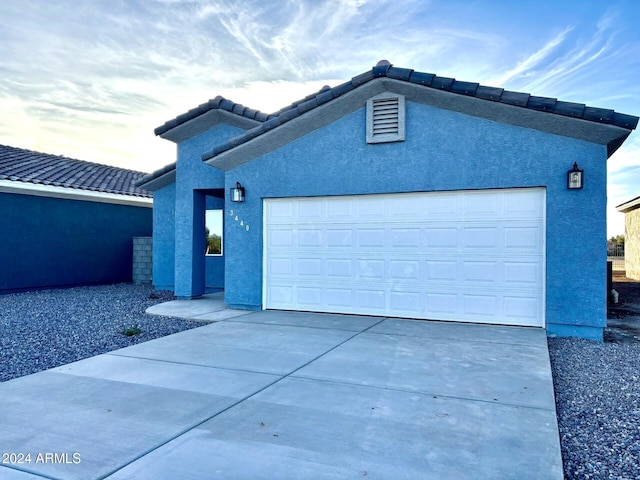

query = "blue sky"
[1,0,638,235]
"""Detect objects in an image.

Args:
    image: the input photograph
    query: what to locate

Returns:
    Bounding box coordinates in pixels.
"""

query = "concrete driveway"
[0,308,563,479]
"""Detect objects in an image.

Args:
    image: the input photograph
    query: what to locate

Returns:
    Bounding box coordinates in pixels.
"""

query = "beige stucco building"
[617,196,640,280]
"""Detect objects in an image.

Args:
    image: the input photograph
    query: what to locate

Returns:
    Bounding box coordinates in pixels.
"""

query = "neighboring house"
[617,196,640,280]
[0,144,153,293]
[137,60,639,341]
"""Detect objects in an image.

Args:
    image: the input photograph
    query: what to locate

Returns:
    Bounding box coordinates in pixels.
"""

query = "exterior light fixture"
[230,182,245,202]
[567,162,584,190]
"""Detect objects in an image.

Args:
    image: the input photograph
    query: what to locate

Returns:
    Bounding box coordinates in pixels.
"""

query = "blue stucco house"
[137,61,638,340]
[0,145,153,292]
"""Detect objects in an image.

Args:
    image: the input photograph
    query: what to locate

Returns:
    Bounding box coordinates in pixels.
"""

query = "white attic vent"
[366,93,405,144]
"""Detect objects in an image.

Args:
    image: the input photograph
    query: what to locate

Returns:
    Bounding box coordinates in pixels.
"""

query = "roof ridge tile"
[154,95,272,136]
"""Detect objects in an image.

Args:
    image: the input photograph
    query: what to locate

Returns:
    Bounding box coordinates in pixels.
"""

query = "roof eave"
[135,168,176,191]
[0,179,153,207]
[617,195,640,213]
[158,109,262,143]
[204,78,636,171]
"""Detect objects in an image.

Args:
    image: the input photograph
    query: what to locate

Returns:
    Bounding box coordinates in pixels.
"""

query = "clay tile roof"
[137,60,639,188]
[154,95,276,137]
[0,144,152,198]
[200,61,639,162]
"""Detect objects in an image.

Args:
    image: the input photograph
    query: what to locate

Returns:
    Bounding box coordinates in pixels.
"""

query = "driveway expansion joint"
[102,317,388,478]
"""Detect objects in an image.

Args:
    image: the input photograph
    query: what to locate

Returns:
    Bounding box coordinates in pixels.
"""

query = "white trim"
[262,198,268,310]
[541,188,547,328]
[617,196,640,213]
[0,180,153,207]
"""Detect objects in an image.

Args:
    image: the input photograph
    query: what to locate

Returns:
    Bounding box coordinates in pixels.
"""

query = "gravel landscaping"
[1,282,639,479]
[548,338,640,480]
[0,283,205,382]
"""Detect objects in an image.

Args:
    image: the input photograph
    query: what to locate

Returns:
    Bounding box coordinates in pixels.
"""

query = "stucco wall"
[626,208,640,280]
[152,183,175,290]
[223,101,607,339]
[154,124,243,296]
[0,192,152,293]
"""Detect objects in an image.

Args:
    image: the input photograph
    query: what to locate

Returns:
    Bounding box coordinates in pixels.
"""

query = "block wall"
[133,237,153,284]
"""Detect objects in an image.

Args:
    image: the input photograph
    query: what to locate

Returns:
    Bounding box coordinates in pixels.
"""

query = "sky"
[1,0,639,236]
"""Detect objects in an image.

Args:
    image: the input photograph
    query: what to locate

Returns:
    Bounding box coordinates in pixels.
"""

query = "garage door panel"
[425,228,458,248]
[264,189,545,327]
[326,199,353,219]
[464,194,499,217]
[427,260,458,281]
[298,200,323,219]
[389,228,421,248]
[268,285,294,305]
[268,229,294,247]
[463,294,500,316]
[267,201,295,220]
[422,193,459,218]
[297,287,322,306]
[504,296,540,320]
[325,259,353,277]
[356,229,384,247]
[357,260,385,279]
[390,291,421,314]
[297,258,322,276]
[504,226,542,249]
[464,261,501,282]
[326,229,352,247]
[504,262,540,284]
[425,292,458,314]
[463,227,498,248]
[389,260,420,280]
[269,258,293,275]
[325,288,352,308]
[357,289,386,310]
[504,190,545,216]
[357,196,388,218]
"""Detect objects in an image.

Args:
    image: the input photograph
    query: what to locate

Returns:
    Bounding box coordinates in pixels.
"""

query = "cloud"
[0,0,637,187]
[489,27,574,87]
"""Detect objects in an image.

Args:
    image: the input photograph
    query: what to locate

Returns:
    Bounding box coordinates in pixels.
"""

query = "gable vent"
[372,97,400,135]
[366,93,405,144]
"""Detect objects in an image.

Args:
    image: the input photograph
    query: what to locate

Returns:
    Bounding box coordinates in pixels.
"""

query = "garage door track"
[0,311,563,479]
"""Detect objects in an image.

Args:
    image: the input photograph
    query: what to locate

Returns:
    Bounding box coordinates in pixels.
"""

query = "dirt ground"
[605,271,640,344]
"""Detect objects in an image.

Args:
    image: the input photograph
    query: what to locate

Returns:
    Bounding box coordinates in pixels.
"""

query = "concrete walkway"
[0,300,563,479]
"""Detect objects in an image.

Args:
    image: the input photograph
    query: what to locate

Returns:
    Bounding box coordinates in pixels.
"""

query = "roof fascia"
[0,180,153,207]
[206,80,390,171]
[159,109,262,143]
[206,78,633,172]
[616,195,640,213]
[390,79,631,156]
[135,168,176,191]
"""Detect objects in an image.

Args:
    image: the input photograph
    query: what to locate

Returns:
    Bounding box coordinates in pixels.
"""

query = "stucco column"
[174,189,206,298]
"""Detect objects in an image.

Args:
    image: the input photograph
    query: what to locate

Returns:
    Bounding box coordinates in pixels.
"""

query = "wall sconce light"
[567,162,584,190]
[230,182,245,202]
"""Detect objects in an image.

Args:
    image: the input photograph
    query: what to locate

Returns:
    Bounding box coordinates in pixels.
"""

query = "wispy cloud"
[489,27,574,86]
[0,0,637,230]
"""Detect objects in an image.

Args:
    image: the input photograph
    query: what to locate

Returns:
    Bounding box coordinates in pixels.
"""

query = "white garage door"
[263,188,545,327]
